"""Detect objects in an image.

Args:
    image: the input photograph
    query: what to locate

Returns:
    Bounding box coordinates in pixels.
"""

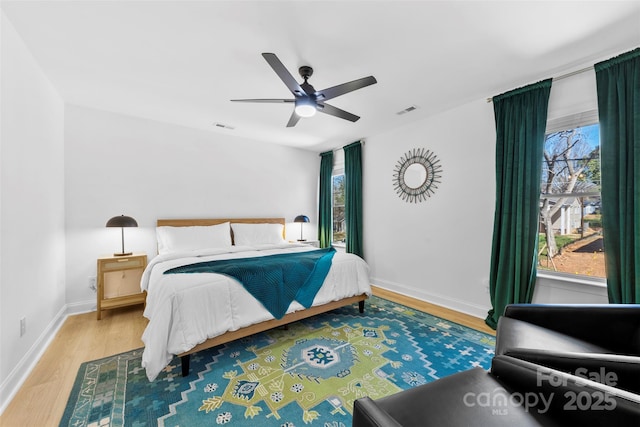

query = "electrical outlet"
[89,276,97,292]
[20,317,26,337]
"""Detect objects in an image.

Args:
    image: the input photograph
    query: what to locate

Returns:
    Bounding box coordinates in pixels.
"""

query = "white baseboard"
[0,305,67,415]
[65,299,96,316]
[0,299,94,415]
[371,277,491,320]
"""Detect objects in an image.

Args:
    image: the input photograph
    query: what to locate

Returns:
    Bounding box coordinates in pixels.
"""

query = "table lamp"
[106,215,138,256]
[294,215,310,241]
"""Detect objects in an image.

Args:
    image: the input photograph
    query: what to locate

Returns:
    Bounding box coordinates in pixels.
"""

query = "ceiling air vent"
[213,123,235,130]
[396,105,419,115]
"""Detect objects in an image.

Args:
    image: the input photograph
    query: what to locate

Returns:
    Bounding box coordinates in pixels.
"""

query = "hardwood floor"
[0,305,148,427]
[372,286,495,335]
[0,287,493,426]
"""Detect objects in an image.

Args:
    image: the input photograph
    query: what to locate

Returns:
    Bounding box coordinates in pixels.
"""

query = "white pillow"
[231,223,285,246]
[156,222,232,254]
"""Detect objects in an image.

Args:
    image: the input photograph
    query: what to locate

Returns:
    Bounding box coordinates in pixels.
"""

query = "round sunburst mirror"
[392,148,442,203]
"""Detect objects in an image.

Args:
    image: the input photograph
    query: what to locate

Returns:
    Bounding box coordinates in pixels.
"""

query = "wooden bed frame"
[155,218,368,376]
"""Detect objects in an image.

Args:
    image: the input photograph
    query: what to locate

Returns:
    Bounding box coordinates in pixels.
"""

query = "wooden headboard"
[156,218,287,240]
[157,218,285,227]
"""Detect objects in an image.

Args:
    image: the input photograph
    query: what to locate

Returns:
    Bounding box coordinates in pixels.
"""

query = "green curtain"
[595,48,640,304]
[318,150,334,248]
[344,141,364,258]
[485,79,552,329]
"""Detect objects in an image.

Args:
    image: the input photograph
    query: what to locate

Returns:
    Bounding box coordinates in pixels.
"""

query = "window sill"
[332,242,346,249]
[536,270,606,288]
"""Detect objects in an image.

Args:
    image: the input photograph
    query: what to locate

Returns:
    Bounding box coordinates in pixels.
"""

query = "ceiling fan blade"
[317,103,360,122]
[286,111,300,127]
[230,98,294,103]
[315,76,377,102]
[262,53,307,96]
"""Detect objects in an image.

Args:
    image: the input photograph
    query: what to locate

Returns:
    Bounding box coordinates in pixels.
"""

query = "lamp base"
[297,239,307,242]
[113,252,133,257]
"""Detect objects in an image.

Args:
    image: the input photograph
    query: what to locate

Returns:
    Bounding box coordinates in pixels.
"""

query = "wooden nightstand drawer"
[100,256,146,271]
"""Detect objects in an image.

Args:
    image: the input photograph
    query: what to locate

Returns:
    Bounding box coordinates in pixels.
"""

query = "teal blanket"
[164,248,336,319]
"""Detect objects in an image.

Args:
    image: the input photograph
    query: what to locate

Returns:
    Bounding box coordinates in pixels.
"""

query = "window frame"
[331,169,346,248]
[536,109,606,287]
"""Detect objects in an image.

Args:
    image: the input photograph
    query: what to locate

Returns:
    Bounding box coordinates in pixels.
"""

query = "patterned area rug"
[60,296,495,426]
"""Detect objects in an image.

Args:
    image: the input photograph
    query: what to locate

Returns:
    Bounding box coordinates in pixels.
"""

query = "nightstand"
[96,253,147,320]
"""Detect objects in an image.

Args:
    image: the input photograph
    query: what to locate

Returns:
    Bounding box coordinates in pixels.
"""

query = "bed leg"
[181,355,191,377]
[359,300,365,313]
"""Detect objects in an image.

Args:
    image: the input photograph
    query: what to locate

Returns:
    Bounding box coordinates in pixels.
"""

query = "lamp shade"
[106,215,137,256]
[106,215,138,228]
[294,215,310,223]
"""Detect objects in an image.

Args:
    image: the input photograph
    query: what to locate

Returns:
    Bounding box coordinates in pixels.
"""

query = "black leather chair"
[495,303,640,356]
[352,355,640,426]
[353,304,640,426]
[496,303,640,393]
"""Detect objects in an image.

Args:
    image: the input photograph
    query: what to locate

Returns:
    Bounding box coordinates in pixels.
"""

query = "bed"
[140,218,371,381]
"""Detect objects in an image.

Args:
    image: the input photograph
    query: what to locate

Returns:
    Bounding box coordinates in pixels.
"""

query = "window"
[332,173,346,245]
[538,113,604,279]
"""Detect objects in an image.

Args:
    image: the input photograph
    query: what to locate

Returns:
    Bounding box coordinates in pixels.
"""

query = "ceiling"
[2,1,639,152]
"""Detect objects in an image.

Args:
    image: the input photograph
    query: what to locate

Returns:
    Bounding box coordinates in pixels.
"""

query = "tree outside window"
[538,122,604,278]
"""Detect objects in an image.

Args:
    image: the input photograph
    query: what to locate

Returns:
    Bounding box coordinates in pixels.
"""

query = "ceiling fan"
[231,53,377,127]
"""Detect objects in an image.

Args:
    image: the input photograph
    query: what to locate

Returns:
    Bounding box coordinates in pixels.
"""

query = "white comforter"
[140,243,371,381]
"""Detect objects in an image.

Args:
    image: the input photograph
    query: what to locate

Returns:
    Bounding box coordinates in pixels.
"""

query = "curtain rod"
[324,140,366,155]
[486,65,593,103]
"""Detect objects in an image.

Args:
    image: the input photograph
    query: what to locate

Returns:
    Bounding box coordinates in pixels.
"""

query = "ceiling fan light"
[294,101,316,118]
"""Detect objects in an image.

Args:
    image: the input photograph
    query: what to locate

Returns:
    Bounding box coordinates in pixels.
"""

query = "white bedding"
[140,243,371,381]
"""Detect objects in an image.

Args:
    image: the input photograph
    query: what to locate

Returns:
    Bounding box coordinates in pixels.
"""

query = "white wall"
[364,99,497,318]
[0,12,65,410]
[64,105,320,309]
